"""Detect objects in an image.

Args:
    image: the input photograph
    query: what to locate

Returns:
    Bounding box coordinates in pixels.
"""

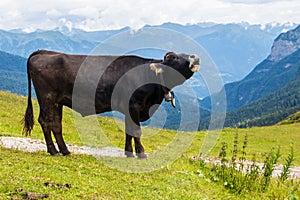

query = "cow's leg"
[134,137,146,159]
[125,133,134,157]
[125,114,147,159]
[52,104,70,156]
[38,107,59,155]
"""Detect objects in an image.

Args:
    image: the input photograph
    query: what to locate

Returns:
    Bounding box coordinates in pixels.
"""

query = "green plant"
[231,131,238,164]
[219,142,228,164]
[279,145,295,182]
[212,134,252,194]
[261,147,281,191]
[240,132,248,162]
[245,153,260,182]
[203,134,299,196]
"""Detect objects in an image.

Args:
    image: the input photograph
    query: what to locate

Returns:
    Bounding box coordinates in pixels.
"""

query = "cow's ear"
[150,63,164,76]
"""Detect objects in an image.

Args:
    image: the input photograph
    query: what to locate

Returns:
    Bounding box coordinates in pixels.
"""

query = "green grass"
[1,91,300,199]
[1,147,299,199]
[0,147,238,199]
[208,125,300,165]
[280,111,300,125]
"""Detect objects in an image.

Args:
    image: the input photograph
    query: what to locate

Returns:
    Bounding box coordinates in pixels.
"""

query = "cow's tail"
[22,54,35,136]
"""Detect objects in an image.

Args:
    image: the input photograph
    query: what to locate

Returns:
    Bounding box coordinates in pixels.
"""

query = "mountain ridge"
[201,25,300,112]
[269,25,300,62]
[199,25,300,129]
[0,23,299,131]
[0,50,27,95]
[0,22,294,85]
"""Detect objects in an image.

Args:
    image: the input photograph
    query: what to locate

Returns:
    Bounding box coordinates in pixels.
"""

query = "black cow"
[23,50,200,158]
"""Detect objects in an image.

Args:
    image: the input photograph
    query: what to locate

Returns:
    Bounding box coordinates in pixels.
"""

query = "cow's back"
[27,50,160,116]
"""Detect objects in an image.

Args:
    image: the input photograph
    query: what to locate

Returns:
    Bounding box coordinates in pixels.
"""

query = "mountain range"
[0,51,27,95]
[200,24,300,129]
[0,22,295,89]
[0,22,299,131]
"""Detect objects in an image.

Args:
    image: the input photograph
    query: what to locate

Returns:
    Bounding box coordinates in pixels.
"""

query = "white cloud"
[221,0,289,4]
[68,6,99,18]
[46,9,63,18]
[0,0,299,31]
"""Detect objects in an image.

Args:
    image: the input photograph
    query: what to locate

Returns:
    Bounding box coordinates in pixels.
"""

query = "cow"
[23,50,200,158]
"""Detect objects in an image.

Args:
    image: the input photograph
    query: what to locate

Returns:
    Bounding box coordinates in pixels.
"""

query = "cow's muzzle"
[189,54,200,72]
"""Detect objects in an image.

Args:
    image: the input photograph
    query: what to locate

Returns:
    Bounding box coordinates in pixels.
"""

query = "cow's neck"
[158,72,176,108]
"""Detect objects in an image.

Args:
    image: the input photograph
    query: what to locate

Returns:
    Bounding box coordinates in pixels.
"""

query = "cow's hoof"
[48,149,60,156]
[137,153,147,159]
[50,152,60,156]
[125,151,135,158]
[62,151,71,156]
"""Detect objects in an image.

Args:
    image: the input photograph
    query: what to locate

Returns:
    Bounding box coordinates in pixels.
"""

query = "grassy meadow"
[0,91,300,199]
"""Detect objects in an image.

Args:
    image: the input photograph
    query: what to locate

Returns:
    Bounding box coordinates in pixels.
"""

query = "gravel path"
[0,136,126,158]
[1,136,300,178]
[194,155,300,179]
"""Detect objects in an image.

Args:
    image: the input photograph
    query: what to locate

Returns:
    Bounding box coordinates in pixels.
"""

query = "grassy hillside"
[1,90,300,163]
[0,50,27,72]
[279,110,300,125]
[1,91,300,199]
[0,51,27,95]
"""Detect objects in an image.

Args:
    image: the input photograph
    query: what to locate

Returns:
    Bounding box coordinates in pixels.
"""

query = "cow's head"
[150,52,200,79]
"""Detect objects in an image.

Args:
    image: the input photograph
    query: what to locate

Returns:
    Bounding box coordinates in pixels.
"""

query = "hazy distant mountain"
[145,22,295,82]
[1,23,299,131]
[0,22,295,89]
[225,25,300,111]
[0,30,95,57]
[199,25,300,129]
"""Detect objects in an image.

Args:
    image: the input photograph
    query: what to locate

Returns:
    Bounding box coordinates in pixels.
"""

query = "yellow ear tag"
[150,63,164,76]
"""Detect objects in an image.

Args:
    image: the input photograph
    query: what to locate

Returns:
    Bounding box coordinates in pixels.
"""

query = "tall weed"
[199,132,297,196]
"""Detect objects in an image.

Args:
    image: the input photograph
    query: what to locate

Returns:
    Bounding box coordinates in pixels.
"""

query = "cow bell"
[164,91,176,108]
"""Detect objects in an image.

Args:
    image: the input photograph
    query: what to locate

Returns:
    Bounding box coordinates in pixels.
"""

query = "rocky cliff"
[268,25,300,62]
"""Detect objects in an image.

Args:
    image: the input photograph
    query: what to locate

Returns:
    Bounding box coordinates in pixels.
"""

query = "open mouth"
[188,54,200,72]
[190,64,200,72]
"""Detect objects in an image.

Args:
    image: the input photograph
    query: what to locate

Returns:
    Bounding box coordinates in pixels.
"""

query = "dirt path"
[0,136,126,157]
[1,136,300,178]
[193,155,300,179]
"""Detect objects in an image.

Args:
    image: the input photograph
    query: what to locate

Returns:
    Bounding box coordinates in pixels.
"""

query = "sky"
[0,0,299,32]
